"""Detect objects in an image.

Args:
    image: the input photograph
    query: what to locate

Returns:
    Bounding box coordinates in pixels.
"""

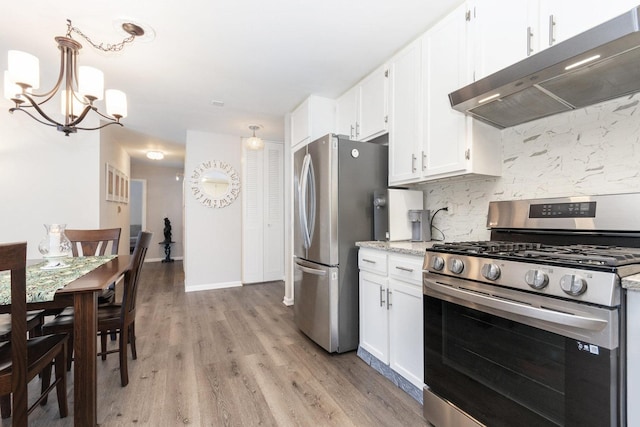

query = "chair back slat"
[66,228,121,257]
[0,242,28,426]
[121,232,152,323]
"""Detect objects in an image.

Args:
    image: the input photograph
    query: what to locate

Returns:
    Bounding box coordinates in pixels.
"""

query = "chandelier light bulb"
[106,89,127,118]
[7,50,39,89]
[60,90,86,118]
[3,71,21,101]
[78,66,104,101]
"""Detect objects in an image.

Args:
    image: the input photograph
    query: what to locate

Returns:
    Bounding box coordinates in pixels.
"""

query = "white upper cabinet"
[538,0,640,50]
[336,64,388,141]
[423,3,502,180]
[470,0,538,81]
[388,38,422,185]
[358,64,388,141]
[336,86,359,139]
[472,0,640,82]
[423,4,469,177]
[290,95,335,148]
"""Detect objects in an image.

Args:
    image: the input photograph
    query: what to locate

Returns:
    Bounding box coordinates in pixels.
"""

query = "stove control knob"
[560,274,588,296]
[431,256,445,271]
[525,269,549,290]
[449,258,464,274]
[481,263,501,281]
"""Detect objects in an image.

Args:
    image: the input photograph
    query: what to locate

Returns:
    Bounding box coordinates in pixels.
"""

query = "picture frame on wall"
[105,163,129,204]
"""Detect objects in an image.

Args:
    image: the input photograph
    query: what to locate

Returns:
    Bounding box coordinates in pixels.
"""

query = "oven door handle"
[425,281,609,333]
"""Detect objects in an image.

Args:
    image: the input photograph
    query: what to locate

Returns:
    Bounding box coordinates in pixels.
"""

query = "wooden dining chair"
[0,242,69,426]
[43,231,152,387]
[66,228,121,305]
[44,228,123,371]
[65,228,121,257]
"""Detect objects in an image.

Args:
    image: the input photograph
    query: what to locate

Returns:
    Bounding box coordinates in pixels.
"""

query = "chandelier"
[3,19,144,136]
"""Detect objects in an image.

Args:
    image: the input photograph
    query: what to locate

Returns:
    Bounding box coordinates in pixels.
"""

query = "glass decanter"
[38,223,72,268]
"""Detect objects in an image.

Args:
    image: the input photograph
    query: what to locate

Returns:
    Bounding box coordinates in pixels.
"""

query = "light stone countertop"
[622,274,640,291]
[355,240,438,257]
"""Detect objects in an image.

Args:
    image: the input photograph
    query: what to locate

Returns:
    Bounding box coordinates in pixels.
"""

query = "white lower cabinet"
[359,270,389,362]
[358,248,424,389]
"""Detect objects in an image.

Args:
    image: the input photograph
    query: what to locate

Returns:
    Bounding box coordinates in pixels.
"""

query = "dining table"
[0,254,131,427]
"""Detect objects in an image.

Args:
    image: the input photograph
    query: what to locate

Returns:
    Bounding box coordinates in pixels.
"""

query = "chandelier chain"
[66,19,136,52]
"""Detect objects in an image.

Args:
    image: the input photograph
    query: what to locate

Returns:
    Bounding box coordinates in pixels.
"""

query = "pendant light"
[246,124,264,150]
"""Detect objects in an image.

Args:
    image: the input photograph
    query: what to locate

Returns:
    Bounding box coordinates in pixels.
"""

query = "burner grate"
[431,241,640,267]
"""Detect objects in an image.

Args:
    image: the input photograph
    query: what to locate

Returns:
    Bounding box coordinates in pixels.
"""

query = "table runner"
[0,255,117,305]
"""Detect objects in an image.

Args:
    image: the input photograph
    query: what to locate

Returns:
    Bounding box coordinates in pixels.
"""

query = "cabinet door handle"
[527,26,534,56]
[380,286,386,307]
[362,258,376,264]
[355,122,360,138]
[548,15,556,47]
[387,289,392,309]
[422,151,426,171]
[395,266,414,273]
[350,124,355,139]
[412,154,417,173]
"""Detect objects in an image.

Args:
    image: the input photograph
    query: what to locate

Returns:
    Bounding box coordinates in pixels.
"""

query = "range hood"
[449,6,640,129]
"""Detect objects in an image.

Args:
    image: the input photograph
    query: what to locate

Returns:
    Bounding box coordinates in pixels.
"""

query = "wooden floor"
[6,261,427,426]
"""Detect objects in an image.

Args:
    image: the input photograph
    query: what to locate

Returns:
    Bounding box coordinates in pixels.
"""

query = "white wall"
[184,130,242,291]
[417,93,640,241]
[130,161,184,261]
[0,112,102,259]
[100,129,132,255]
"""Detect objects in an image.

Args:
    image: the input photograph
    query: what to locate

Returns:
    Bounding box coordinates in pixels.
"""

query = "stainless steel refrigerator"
[293,133,388,353]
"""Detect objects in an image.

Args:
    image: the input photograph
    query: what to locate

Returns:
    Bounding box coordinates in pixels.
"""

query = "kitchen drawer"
[388,254,423,285]
[358,249,388,275]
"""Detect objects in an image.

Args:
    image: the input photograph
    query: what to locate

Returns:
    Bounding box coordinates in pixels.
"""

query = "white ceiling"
[0,0,461,166]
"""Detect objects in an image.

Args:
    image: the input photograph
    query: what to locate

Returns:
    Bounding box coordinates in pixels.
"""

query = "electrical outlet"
[447,205,455,215]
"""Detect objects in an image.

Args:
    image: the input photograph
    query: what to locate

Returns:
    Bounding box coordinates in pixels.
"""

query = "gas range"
[424,241,640,307]
[423,194,640,308]
[422,194,640,427]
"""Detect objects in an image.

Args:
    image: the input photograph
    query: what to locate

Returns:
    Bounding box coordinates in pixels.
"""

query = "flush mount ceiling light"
[146,151,164,160]
[3,19,144,136]
[246,124,264,150]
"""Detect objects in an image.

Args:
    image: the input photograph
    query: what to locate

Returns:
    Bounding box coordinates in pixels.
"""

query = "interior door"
[263,143,284,281]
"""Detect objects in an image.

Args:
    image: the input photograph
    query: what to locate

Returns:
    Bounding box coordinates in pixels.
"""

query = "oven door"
[423,273,621,427]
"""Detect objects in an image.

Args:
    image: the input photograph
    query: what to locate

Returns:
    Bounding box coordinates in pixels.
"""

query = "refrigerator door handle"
[297,264,327,276]
[299,154,311,249]
[299,153,316,249]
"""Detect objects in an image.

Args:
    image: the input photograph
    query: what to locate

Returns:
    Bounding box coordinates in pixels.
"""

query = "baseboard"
[185,281,243,292]
[145,256,184,263]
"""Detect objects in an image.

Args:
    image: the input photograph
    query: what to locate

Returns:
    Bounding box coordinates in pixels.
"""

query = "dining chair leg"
[129,323,137,360]
[40,361,53,406]
[54,343,68,418]
[0,394,10,419]
[119,327,129,387]
[66,335,74,371]
[100,332,108,361]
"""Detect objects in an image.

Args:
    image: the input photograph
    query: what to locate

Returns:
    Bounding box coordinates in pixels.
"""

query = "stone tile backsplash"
[418,93,640,242]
